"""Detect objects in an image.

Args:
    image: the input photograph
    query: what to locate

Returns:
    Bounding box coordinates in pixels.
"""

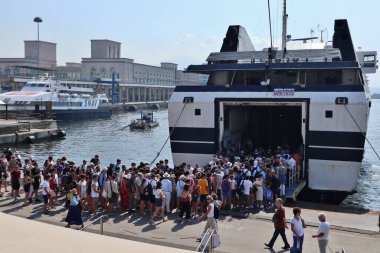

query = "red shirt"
[49,178,57,190]
[293,154,301,167]
[11,169,21,183]
[274,206,286,229]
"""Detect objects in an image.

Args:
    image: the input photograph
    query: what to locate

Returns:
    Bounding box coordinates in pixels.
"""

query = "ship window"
[195,109,201,116]
[325,110,333,118]
[364,55,375,62]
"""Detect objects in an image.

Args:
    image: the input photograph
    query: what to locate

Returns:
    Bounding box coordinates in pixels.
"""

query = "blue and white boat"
[0,74,112,119]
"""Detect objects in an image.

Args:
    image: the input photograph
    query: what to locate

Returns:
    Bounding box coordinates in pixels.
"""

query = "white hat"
[163,173,170,178]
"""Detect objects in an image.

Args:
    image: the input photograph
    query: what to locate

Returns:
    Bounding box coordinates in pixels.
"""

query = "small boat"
[129,111,159,130]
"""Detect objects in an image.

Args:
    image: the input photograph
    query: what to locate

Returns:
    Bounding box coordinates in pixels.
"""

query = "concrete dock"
[0,119,62,144]
[0,193,378,253]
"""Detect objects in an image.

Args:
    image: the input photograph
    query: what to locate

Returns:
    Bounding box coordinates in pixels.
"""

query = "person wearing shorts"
[91,175,100,213]
[23,171,31,205]
[42,174,51,214]
[11,167,21,202]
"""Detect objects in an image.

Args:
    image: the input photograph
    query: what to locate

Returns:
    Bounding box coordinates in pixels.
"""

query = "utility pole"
[33,17,43,68]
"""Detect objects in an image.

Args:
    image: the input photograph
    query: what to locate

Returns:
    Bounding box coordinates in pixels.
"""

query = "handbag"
[212,234,221,248]
[272,213,280,224]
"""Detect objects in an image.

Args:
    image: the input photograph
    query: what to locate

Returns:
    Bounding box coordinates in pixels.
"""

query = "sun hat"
[163,172,170,178]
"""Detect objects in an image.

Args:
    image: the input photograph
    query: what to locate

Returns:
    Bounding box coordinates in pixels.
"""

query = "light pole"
[33,17,43,68]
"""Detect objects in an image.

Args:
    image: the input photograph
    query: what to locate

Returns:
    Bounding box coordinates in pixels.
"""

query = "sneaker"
[282,245,290,250]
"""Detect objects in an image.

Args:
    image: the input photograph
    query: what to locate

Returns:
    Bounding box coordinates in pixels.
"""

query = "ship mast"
[281,0,288,53]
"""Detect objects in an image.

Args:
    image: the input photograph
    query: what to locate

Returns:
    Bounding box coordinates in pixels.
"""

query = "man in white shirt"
[184,164,194,175]
[312,213,330,253]
[241,176,253,208]
[42,174,51,215]
[161,173,172,213]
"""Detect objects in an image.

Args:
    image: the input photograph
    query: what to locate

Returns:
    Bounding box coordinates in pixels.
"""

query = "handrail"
[195,228,215,253]
[80,214,106,235]
[201,229,214,253]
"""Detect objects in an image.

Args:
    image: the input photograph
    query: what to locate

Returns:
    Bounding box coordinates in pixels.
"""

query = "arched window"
[110,68,115,78]
[100,67,106,78]
[90,67,96,79]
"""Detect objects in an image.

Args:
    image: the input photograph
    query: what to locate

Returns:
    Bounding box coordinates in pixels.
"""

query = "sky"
[1,0,379,91]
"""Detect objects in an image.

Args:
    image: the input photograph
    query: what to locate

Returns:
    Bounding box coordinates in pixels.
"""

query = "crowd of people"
[0,146,338,252]
[0,146,303,216]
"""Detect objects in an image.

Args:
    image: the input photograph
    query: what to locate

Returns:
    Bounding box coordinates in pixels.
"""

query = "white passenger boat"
[168,4,377,203]
[0,75,112,119]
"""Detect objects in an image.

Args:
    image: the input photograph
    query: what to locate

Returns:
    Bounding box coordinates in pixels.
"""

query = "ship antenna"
[281,0,288,58]
[267,0,274,62]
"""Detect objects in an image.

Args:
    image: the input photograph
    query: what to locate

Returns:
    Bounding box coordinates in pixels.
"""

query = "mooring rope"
[149,102,188,167]
[344,104,380,160]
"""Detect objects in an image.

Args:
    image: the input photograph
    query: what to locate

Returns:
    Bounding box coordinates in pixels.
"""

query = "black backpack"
[253,169,262,179]
[145,180,153,196]
[214,204,220,219]
[237,171,247,194]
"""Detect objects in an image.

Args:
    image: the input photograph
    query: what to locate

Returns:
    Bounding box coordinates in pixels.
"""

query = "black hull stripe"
[170,142,215,155]
[174,84,364,93]
[169,127,366,151]
[308,147,363,162]
[308,131,365,148]
[169,127,214,142]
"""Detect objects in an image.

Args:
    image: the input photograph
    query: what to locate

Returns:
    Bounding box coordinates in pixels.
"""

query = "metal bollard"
[100,217,104,235]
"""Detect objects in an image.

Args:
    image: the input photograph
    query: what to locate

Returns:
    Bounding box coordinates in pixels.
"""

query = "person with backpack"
[221,175,231,210]
[240,175,253,208]
[265,198,291,250]
[196,195,218,242]
[144,173,156,214]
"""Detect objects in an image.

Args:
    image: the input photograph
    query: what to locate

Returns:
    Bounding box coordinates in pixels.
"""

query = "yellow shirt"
[198,178,209,195]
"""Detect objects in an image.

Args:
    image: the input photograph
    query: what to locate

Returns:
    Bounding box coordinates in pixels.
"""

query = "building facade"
[0,39,208,102]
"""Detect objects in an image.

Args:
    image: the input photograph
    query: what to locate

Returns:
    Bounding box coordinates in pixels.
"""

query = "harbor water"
[8,101,380,211]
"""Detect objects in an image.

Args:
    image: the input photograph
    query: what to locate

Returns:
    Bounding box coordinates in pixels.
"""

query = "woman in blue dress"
[65,188,84,229]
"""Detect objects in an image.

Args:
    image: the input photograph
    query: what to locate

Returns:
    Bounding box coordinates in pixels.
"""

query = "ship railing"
[288,166,297,187]
[211,57,339,65]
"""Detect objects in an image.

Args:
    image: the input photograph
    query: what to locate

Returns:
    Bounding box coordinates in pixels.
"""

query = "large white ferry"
[168,9,377,202]
[0,75,112,119]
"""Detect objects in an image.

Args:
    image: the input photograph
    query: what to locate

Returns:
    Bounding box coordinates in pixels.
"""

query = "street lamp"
[33,17,43,68]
